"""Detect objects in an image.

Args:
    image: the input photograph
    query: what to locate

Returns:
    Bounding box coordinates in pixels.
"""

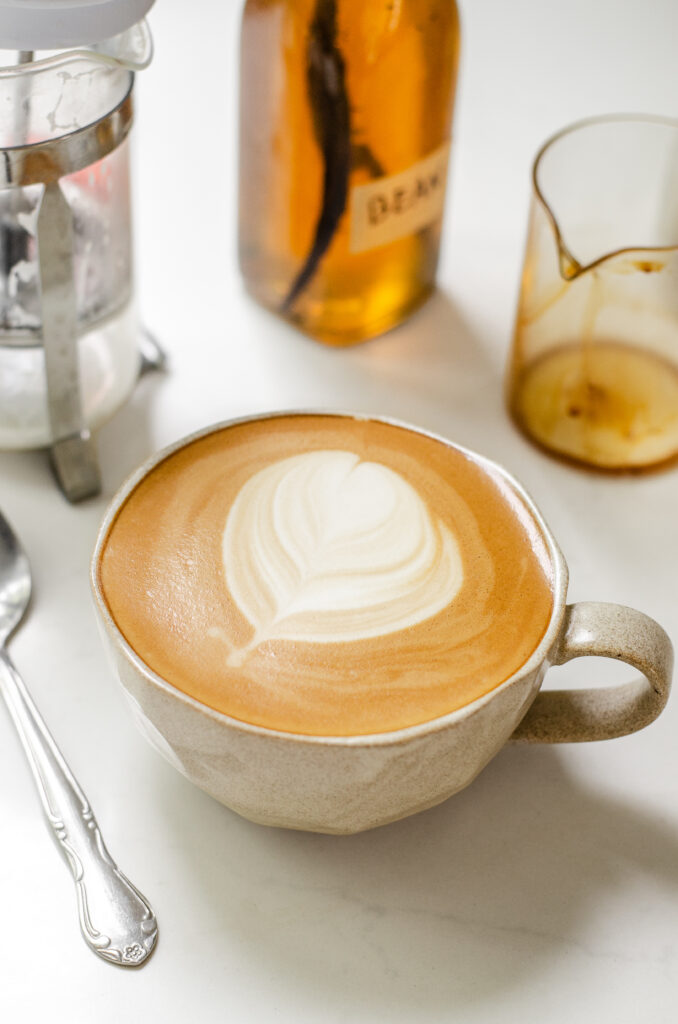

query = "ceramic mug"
[90,414,673,834]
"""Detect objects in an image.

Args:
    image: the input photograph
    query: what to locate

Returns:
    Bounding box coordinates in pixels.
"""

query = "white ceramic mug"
[90,414,673,834]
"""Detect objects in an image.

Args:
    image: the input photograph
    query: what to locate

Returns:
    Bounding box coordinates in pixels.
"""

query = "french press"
[0,0,159,501]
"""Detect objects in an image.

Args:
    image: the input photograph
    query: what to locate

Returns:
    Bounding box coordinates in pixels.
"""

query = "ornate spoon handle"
[0,649,158,966]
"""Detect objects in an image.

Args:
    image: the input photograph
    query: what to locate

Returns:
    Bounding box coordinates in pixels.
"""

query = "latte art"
[221,450,463,661]
[98,415,554,735]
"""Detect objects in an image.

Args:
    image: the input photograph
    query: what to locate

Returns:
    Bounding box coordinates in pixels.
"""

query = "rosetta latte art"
[219,450,464,663]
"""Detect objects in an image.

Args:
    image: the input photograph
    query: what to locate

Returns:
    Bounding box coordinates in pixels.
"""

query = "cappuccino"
[98,415,554,735]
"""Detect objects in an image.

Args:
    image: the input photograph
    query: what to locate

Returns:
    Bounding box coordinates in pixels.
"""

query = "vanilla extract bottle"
[239,0,461,346]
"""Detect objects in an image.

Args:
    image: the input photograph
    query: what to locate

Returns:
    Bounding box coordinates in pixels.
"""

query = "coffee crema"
[98,415,554,735]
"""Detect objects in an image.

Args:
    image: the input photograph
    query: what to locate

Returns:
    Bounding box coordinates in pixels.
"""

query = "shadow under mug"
[90,413,673,834]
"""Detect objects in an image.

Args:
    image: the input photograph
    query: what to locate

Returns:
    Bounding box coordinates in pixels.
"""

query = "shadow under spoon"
[0,510,158,967]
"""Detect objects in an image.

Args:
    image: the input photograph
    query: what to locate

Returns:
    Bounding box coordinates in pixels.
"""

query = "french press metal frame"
[1,84,134,502]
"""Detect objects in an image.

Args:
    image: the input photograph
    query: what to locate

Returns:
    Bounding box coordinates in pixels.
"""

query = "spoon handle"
[0,649,158,966]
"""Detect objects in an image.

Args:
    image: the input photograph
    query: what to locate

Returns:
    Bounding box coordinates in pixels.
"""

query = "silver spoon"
[0,510,158,966]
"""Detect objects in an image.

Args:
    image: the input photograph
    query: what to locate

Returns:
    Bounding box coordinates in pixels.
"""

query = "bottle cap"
[0,0,155,51]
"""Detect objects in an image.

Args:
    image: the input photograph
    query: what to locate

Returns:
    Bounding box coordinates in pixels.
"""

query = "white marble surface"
[2,0,678,1019]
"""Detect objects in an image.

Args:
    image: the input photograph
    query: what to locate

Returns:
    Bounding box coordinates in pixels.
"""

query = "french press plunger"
[0,0,159,501]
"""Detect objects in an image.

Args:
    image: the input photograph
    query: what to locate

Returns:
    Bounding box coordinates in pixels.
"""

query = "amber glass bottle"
[239,0,461,346]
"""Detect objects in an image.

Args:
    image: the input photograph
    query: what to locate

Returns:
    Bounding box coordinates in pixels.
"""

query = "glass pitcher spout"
[533,113,678,283]
[0,19,153,77]
[87,19,153,70]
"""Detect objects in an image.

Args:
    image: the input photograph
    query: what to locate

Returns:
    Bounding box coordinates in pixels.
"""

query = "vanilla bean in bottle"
[239,0,461,346]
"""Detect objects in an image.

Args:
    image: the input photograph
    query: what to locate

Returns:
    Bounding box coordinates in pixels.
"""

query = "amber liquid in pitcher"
[239,0,460,346]
[509,259,678,472]
[510,341,678,471]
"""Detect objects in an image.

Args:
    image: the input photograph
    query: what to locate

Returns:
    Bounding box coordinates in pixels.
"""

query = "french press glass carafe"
[0,0,156,500]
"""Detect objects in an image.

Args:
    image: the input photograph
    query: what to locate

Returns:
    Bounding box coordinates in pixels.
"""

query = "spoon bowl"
[0,512,31,642]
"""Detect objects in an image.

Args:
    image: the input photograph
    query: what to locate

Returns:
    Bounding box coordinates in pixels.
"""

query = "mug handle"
[511,602,673,743]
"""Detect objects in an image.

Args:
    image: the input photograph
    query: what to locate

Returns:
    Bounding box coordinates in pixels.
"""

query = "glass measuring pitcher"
[507,115,678,472]
[0,1,153,500]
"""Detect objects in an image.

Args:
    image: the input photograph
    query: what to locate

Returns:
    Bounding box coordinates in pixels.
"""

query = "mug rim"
[90,410,569,748]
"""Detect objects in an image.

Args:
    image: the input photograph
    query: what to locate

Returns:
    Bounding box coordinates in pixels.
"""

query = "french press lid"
[0,0,155,50]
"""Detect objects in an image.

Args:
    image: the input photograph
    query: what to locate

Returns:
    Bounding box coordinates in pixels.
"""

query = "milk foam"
[99,415,555,735]
[221,450,464,660]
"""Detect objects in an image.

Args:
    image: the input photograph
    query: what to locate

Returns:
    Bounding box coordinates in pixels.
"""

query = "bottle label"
[349,142,450,254]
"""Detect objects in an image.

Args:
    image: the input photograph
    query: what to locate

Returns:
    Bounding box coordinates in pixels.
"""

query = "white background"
[2,0,678,1020]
